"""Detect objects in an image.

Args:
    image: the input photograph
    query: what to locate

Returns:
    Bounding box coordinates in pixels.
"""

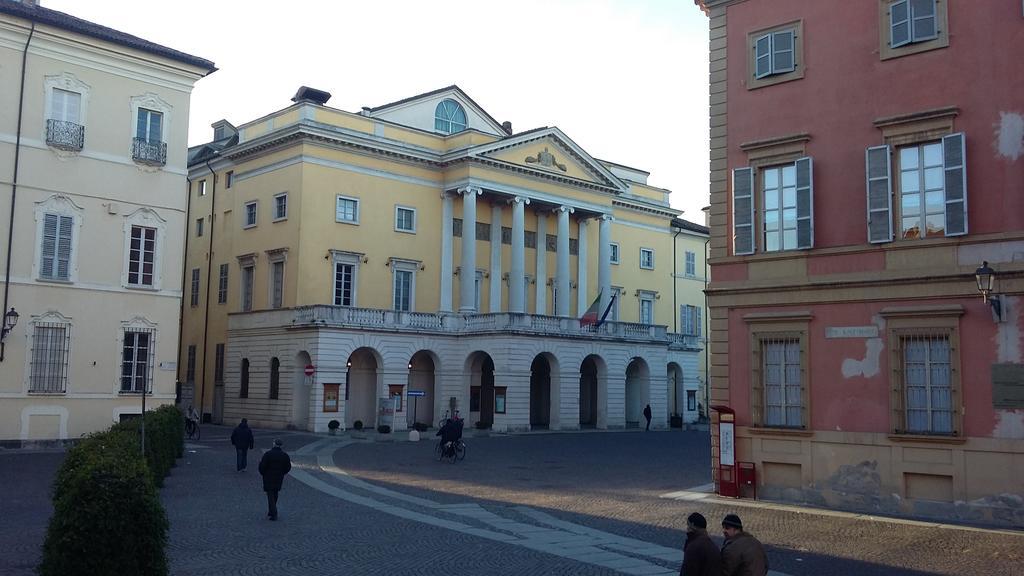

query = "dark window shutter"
[795,157,813,249]
[732,167,754,255]
[866,145,893,244]
[943,133,967,236]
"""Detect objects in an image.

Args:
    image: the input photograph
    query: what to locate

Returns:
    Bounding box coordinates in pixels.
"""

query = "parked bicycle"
[435,410,465,463]
[184,405,201,441]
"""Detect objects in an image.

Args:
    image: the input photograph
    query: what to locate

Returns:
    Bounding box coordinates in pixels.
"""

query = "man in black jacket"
[230,418,255,471]
[258,439,292,521]
[680,512,720,576]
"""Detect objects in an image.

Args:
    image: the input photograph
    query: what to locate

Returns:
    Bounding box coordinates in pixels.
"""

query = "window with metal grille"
[121,329,155,393]
[40,213,73,281]
[895,332,955,435]
[240,358,249,398]
[190,268,200,306]
[762,338,803,427]
[127,225,156,287]
[214,343,224,383]
[29,323,70,393]
[269,357,280,399]
[186,344,196,382]
[217,264,228,304]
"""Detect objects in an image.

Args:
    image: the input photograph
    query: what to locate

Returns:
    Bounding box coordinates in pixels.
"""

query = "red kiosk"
[711,405,757,499]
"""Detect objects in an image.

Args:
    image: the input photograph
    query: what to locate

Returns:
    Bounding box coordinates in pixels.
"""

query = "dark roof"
[0,1,215,72]
[187,133,237,166]
[368,85,506,133]
[672,218,709,235]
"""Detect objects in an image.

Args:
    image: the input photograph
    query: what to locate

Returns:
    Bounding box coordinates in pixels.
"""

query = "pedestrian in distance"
[258,438,292,521]
[643,404,653,431]
[230,418,255,471]
[720,514,769,576]
[680,512,720,576]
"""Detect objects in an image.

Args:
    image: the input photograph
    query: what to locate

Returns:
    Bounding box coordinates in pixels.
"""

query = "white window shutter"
[696,306,702,337]
[772,30,795,74]
[910,0,937,42]
[890,0,911,47]
[866,145,893,244]
[57,215,72,279]
[681,305,690,335]
[754,34,772,79]
[41,213,58,277]
[943,132,967,236]
[733,167,755,255]
[795,156,813,249]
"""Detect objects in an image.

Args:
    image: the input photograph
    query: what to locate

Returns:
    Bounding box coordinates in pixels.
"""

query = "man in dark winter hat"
[258,439,292,521]
[680,512,720,576]
[720,514,768,576]
[230,418,254,471]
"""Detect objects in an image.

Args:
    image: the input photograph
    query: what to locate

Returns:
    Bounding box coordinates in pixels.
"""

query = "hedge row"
[39,404,183,576]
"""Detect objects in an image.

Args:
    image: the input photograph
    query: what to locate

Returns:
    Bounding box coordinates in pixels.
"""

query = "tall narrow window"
[196,217,204,237]
[198,180,207,197]
[240,358,249,398]
[474,271,483,312]
[225,171,233,188]
[136,108,163,143]
[121,329,154,393]
[763,339,802,428]
[270,261,284,309]
[434,99,467,134]
[244,201,257,228]
[127,225,156,287]
[47,89,83,150]
[899,142,945,239]
[40,213,73,281]
[639,295,654,324]
[903,334,952,434]
[269,357,280,400]
[190,268,200,306]
[241,265,254,312]
[273,193,288,221]
[685,251,696,276]
[217,264,228,304]
[29,322,70,393]
[394,269,413,311]
[334,263,355,306]
[610,243,620,265]
[214,343,225,383]
[186,345,197,382]
[639,248,655,270]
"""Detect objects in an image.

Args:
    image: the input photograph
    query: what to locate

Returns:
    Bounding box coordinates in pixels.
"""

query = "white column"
[459,187,481,313]
[510,196,528,313]
[598,215,612,315]
[577,218,589,315]
[440,192,454,312]
[555,205,573,317]
[535,210,548,314]
[489,203,503,313]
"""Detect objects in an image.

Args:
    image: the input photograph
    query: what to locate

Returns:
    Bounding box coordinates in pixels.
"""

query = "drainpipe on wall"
[672,226,682,417]
[703,236,710,422]
[176,175,192,405]
[198,160,217,422]
[1,22,35,363]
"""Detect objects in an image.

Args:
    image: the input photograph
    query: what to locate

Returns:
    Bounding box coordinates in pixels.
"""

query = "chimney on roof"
[291,86,331,106]
[360,107,372,117]
[501,121,513,135]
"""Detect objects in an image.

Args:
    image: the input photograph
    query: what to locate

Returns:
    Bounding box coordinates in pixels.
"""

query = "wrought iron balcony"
[45,119,84,151]
[132,137,167,166]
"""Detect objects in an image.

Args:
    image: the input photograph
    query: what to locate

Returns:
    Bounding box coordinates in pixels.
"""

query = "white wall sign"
[159,362,177,371]
[826,326,879,339]
[720,421,735,466]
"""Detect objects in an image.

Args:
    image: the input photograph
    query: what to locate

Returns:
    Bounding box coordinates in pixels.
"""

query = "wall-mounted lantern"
[974,261,1003,320]
[0,307,19,362]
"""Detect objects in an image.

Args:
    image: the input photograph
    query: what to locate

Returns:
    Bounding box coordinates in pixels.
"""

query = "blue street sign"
[407,390,426,397]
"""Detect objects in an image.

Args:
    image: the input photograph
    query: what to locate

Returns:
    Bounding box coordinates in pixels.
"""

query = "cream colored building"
[0,1,214,444]
[182,86,706,433]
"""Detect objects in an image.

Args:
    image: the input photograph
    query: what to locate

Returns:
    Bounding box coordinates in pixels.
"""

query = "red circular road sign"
[304,364,315,376]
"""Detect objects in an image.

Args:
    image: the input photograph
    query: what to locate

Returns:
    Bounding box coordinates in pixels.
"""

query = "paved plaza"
[2,426,1022,575]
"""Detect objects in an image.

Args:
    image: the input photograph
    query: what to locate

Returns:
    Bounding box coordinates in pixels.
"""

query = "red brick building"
[698,0,1024,526]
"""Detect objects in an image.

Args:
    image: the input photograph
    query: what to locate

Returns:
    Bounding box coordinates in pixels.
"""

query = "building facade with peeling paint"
[697,0,1024,526]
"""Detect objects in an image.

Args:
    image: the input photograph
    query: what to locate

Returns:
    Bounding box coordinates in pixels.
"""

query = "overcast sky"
[44,0,710,221]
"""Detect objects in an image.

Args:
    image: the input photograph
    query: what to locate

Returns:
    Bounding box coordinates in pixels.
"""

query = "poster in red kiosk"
[712,405,738,498]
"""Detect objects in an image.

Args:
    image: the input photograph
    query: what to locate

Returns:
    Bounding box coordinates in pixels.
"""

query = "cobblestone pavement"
[4,427,1023,575]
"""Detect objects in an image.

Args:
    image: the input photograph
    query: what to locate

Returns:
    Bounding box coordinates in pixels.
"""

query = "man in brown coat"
[720,514,769,576]
[680,512,720,576]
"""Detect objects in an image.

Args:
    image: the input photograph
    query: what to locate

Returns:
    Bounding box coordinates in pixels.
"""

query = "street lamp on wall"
[0,307,19,362]
[974,261,1002,320]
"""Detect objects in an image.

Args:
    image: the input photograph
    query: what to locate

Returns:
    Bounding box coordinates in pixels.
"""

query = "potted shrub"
[376,424,391,434]
[353,420,363,431]
[328,419,340,435]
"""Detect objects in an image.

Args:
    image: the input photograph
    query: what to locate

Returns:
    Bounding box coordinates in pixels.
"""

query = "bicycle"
[438,438,466,463]
[185,416,201,441]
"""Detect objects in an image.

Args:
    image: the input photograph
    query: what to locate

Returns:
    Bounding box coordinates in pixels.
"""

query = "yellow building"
[0,1,214,444]
[182,85,706,433]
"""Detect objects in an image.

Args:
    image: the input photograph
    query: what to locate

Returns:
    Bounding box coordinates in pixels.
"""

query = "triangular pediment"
[366,85,507,137]
[468,128,627,191]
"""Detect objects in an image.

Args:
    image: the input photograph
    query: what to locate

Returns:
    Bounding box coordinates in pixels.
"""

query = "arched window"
[434,99,467,134]
[269,357,280,399]
[240,358,250,398]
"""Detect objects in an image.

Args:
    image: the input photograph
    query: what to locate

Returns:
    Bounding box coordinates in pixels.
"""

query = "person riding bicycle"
[185,404,200,435]
[436,412,464,457]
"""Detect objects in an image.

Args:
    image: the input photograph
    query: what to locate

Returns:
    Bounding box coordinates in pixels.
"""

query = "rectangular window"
[453,218,463,238]
[214,343,225,383]
[681,305,702,336]
[754,28,796,79]
[474,271,483,311]
[734,157,813,254]
[685,251,696,276]
[640,248,655,270]
[762,164,798,252]
[610,287,622,322]
[273,193,288,221]
[550,285,558,316]
[494,387,507,414]
[899,142,944,239]
[196,217,204,237]
[190,268,200,306]
[218,264,228,304]
[127,225,156,287]
[395,206,416,233]
[243,201,257,228]
[334,263,355,306]
[336,196,359,223]
[198,180,207,197]
[136,108,163,143]
[29,323,70,393]
[241,265,254,312]
[687,390,696,411]
[762,338,803,428]
[240,358,249,398]
[639,296,654,324]
[121,329,154,393]
[393,269,412,311]
[610,243,620,264]
[901,333,953,434]
[270,261,284,309]
[186,344,196,381]
[51,88,81,123]
[890,0,937,48]
[40,213,73,281]
[225,171,233,189]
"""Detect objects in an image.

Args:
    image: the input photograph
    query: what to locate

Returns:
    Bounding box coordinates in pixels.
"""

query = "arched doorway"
[407,351,437,428]
[579,355,606,428]
[346,347,381,429]
[625,357,651,428]
[291,351,312,430]
[667,362,684,421]
[466,352,495,427]
[530,355,552,429]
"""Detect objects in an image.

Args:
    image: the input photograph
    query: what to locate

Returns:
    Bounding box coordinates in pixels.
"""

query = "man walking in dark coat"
[230,418,255,471]
[720,514,769,576]
[258,439,292,521]
[680,512,720,576]
[643,404,653,431]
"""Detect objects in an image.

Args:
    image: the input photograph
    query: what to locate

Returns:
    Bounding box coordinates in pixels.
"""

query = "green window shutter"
[866,145,893,244]
[795,157,813,249]
[732,167,755,255]
[943,132,967,236]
